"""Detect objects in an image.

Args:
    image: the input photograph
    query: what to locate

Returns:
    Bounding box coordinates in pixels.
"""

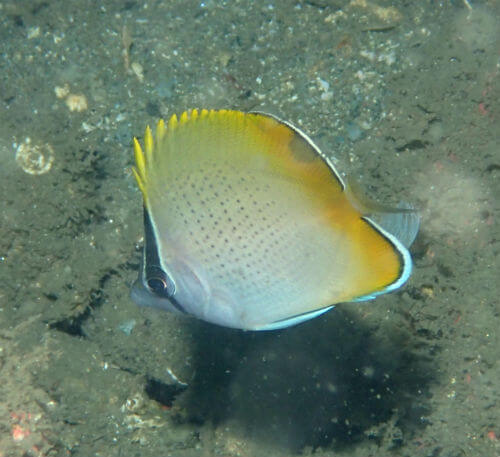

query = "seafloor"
[0,1,499,456]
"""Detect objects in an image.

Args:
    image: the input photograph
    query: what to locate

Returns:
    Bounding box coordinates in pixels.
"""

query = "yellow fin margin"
[132,109,278,203]
[132,137,146,195]
[133,109,210,201]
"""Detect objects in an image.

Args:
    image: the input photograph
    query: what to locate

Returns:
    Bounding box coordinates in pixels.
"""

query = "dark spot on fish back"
[289,133,318,163]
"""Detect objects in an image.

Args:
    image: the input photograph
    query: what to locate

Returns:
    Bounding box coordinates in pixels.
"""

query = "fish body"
[131,109,419,330]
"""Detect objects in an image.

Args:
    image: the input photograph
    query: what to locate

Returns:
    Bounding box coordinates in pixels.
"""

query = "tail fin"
[368,203,420,248]
[346,179,420,248]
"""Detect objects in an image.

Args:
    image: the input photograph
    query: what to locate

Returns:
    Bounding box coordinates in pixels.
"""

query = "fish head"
[131,208,209,315]
[131,210,243,328]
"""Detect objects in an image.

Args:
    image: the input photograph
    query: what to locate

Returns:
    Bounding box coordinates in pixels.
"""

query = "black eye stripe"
[142,207,186,314]
[143,207,175,298]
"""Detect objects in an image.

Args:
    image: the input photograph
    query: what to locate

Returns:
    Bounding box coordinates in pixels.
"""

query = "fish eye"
[147,276,168,295]
[145,265,175,298]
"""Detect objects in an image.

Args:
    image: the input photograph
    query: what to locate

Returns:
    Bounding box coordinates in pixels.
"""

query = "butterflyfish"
[131,109,419,331]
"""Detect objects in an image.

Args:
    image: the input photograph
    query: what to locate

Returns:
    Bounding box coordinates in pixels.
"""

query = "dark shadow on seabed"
[162,304,436,453]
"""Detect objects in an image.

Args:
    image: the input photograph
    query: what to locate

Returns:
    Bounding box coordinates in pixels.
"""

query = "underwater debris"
[15,138,54,175]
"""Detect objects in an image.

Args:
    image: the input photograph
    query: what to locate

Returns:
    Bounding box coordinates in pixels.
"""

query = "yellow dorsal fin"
[132,109,343,208]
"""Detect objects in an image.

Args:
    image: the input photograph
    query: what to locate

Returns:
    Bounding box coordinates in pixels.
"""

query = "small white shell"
[15,138,54,175]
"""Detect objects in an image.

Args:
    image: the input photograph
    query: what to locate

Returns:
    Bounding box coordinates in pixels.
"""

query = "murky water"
[1,1,499,456]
